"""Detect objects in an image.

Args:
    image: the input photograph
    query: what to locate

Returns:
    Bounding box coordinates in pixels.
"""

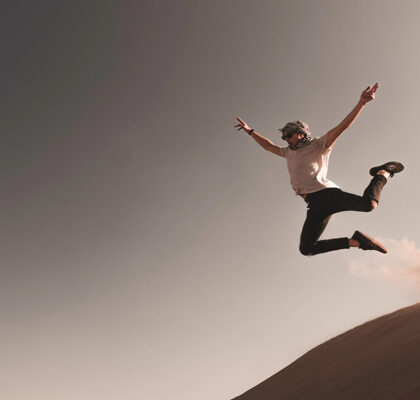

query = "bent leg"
[362,174,387,203]
[299,211,350,256]
[330,190,375,213]
[330,175,388,214]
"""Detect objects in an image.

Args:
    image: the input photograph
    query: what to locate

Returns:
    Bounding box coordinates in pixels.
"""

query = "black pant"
[299,175,387,255]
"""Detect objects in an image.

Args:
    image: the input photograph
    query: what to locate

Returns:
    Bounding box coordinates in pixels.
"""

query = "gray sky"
[1,1,420,399]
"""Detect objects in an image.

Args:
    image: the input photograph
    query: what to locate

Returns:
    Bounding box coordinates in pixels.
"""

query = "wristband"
[248,129,254,136]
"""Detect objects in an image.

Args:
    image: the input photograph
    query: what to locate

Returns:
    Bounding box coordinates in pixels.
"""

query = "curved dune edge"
[233,303,420,400]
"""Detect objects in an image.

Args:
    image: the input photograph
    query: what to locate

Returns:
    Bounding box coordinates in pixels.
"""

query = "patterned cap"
[279,121,311,137]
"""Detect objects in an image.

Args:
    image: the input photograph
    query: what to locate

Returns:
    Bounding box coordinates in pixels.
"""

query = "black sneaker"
[369,161,404,177]
[351,230,387,254]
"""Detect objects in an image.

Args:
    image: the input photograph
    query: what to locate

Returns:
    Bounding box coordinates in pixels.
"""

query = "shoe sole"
[369,161,404,177]
[353,231,388,254]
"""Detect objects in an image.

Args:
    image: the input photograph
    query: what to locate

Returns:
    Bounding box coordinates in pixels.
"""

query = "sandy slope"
[233,303,420,400]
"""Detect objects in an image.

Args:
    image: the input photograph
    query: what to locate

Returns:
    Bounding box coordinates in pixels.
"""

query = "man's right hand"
[235,117,251,134]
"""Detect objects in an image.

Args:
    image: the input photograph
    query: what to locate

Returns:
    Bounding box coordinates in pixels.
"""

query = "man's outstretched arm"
[325,83,379,148]
[235,117,284,156]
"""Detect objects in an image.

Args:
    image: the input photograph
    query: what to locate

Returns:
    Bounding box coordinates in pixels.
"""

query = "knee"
[299,244,314,256]
[363,199,378,212]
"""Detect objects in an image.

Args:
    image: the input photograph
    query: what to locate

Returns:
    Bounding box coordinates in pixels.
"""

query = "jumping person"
[234,83,404,255]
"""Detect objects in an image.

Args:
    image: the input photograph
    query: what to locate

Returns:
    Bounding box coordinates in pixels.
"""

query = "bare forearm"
[235,117,282,155]
[337,100,366,132]
[325,100,368,148]
[250,130,275,150]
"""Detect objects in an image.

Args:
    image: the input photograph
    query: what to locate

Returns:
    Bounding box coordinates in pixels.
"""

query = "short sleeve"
[277,146,287,157]
[317,133,334,151]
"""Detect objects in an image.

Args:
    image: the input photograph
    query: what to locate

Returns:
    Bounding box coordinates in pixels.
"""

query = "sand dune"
[233,303,420,400]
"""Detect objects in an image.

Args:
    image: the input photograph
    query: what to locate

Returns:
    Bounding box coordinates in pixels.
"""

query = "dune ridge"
[233,303,420,400]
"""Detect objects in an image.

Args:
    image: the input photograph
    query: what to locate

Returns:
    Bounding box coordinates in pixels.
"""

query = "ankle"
[377,170,390,179]
[349,238,360,248]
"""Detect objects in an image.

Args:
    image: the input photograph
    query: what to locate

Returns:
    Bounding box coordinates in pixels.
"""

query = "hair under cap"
[279,121,311,137]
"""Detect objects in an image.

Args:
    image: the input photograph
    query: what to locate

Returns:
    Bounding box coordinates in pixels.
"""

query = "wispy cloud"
[349,238,420,285]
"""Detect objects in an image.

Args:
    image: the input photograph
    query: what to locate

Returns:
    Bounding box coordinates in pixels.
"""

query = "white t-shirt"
[277,134,339,195]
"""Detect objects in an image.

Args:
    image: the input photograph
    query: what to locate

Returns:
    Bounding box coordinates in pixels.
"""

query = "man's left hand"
[360,82,379,105]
